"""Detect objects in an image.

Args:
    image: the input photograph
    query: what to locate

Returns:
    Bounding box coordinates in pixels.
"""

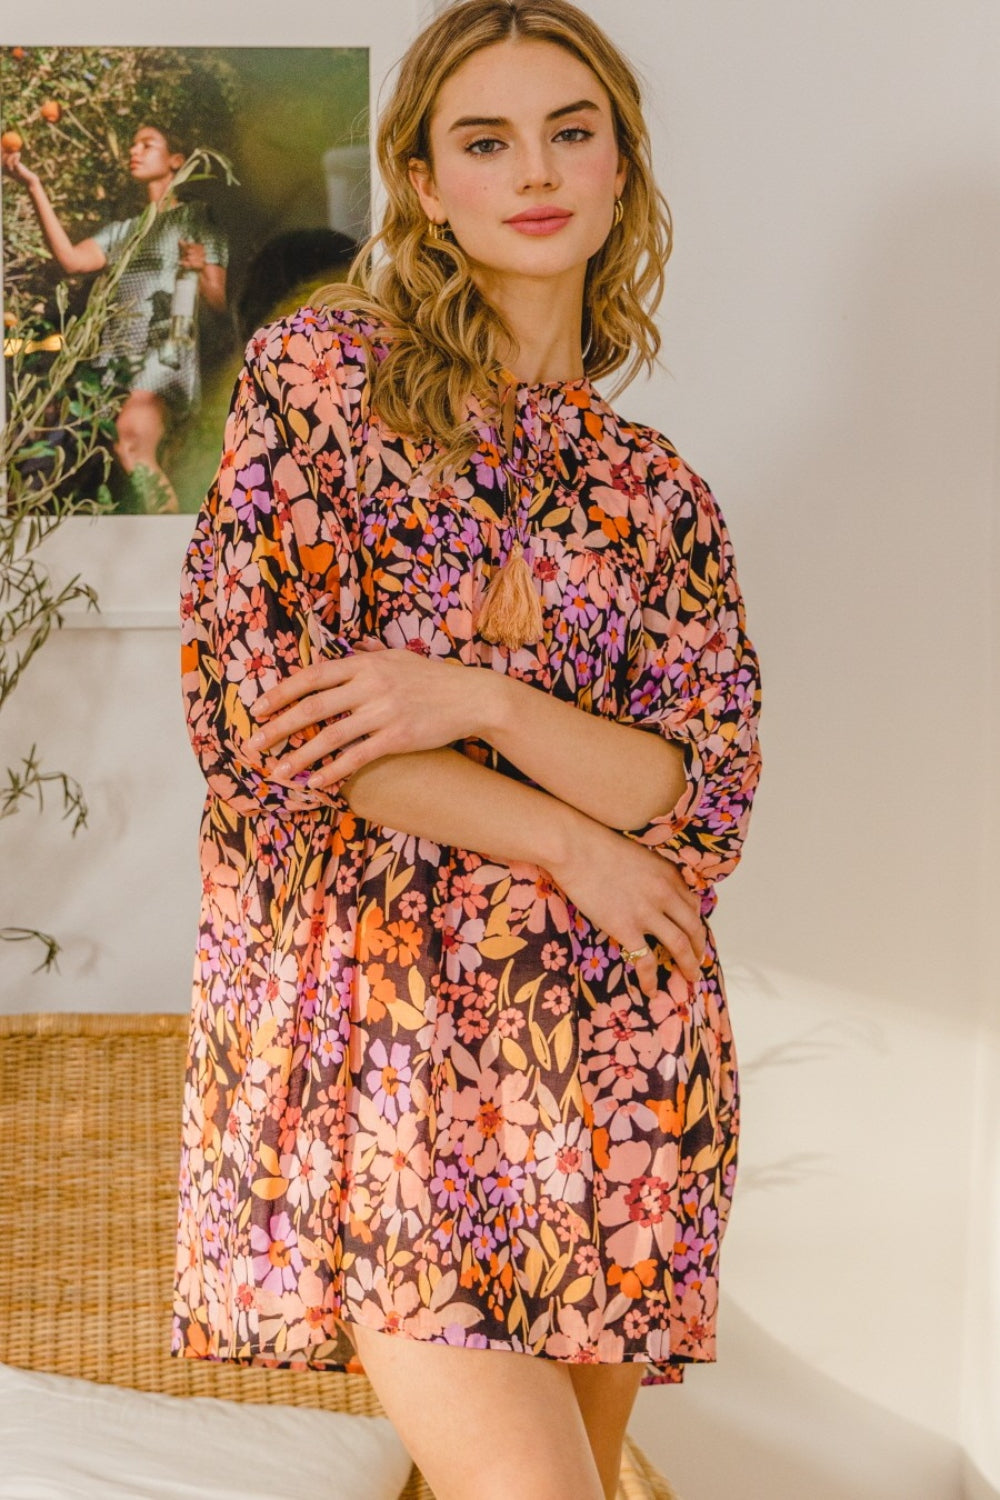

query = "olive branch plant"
[0,146,234,969]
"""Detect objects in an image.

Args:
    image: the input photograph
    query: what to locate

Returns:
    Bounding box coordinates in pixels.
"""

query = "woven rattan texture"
[0,1012,677,1500]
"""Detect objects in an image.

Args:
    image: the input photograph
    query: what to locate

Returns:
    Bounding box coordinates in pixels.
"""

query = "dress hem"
[169,1308,703,1386]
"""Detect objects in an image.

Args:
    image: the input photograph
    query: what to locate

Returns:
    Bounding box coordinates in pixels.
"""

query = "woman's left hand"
[178,238,207,270]
[246,639,489,788]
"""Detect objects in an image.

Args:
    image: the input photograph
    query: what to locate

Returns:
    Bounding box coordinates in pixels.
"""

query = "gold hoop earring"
[428,219,451,242]
[612,198,624,227]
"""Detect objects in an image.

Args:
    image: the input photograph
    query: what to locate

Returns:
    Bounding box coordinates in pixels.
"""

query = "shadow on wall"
[698,174,1000,1494]
[628,953,988,1497]
[966,1460,1000,1500]
[628,1295,969,1500]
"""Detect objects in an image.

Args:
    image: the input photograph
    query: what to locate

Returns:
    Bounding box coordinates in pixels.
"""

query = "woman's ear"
[408,156,444,224]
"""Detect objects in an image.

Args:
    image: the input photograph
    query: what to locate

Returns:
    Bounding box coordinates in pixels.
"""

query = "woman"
[172,3,762,1496]
[2,123,228,512]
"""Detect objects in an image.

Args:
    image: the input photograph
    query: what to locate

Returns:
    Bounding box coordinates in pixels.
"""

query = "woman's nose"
[515,144,560,193]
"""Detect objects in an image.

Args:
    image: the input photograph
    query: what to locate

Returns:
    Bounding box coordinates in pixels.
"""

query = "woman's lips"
[505,212,573,237]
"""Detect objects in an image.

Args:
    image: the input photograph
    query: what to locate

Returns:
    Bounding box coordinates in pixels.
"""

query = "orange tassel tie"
[476,539,544,648]
[476,374,546,649]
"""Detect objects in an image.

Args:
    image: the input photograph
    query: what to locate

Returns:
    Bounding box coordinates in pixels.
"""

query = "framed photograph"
[0,3,417,625]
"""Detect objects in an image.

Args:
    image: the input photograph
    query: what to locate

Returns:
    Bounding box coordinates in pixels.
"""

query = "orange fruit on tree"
[3,310,18,328]
[1,129,23,151]
[40,100,61,123]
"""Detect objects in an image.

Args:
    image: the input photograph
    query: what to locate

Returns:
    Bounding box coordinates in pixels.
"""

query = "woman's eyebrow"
[447,99,602,132]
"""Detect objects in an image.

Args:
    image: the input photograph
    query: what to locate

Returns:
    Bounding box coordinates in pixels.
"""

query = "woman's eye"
[464,127,594,156]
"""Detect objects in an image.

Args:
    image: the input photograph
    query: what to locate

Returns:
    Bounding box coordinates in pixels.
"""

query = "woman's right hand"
[549,815,707,999]
[1,149,38,189]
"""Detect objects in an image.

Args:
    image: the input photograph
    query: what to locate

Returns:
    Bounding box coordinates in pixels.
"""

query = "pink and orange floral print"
[171,306,762,1385]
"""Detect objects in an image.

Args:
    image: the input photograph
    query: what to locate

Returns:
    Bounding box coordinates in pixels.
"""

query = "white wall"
[600,1,999,1494]
[3,1,998,1496]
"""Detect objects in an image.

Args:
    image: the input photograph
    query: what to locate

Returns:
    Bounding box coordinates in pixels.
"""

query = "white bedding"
[0,1363,413,1500]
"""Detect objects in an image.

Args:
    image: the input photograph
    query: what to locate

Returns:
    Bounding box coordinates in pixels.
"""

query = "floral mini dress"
[171,304,762,1386]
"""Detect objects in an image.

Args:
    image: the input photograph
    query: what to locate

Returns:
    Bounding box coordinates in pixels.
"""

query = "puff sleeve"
[179,310,370,817]
[620,453,762,898]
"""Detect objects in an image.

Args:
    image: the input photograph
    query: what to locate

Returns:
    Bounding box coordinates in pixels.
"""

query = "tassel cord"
[475,380,545,649]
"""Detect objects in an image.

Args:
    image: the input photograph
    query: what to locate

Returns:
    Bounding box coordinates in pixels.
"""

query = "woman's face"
[129,126,184,184]
[409,38,627,298]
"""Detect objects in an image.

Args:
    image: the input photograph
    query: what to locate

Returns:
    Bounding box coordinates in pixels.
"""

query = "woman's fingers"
[250,649,400,751]
[662,885,706,965]
[306,737,381,789]
[249,685,357,753]
[252,657,355,723]
[631,949,661,1000]
[622,912,701,996]
[299,719,396,789]
[651,913,703,985]
[614,932,658,999]
[265,702,379,778]
[553,823,709,997]
[250,649,473,769]
[2,150,30,183]
[616,863,707,996]
[655,862,706,959]
[661,857,702,914]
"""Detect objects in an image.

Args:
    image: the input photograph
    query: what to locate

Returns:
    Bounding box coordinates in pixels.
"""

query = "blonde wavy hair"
[318,0,673,473]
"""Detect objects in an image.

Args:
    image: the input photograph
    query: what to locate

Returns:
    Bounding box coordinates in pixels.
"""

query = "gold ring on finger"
[621,944,650,963]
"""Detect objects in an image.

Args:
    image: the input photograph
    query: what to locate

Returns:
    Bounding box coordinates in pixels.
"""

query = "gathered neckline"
[497,365,595,396]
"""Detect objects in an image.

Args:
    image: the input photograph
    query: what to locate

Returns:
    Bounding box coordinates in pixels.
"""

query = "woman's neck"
[147,176,176,208]
[474,266,587,385]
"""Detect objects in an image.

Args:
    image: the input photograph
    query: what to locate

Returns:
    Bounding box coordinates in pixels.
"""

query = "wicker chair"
[0,1012,678,1499]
